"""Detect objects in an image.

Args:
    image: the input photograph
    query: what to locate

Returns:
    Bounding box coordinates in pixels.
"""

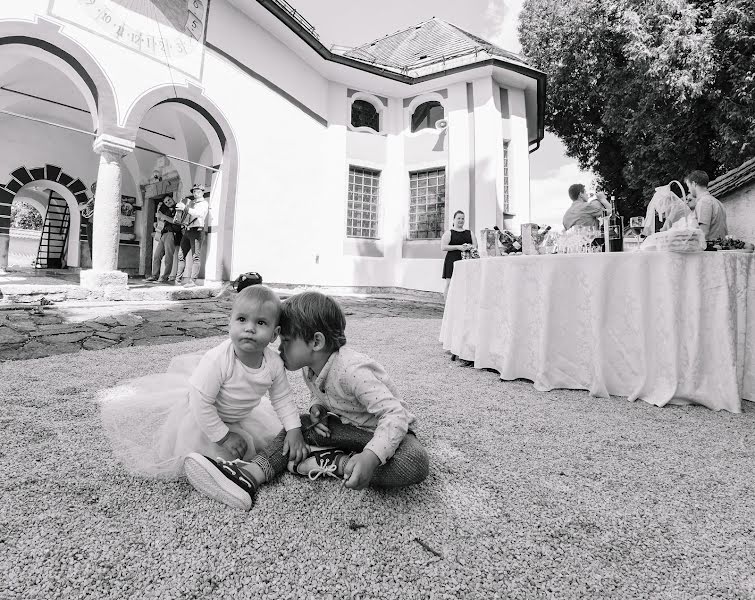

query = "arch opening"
[125,86,238,282]
[0,31,114,272]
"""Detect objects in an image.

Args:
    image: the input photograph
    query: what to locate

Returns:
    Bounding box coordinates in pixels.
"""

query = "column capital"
[92,134,135,157]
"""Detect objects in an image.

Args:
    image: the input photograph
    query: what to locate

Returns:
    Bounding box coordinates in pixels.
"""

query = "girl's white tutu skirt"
[99,352,283,480]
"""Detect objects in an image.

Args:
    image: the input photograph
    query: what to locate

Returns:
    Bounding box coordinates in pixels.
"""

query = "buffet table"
[440,252,755,412]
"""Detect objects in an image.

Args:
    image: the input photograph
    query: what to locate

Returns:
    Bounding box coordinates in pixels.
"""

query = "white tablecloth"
[440,252,755,412]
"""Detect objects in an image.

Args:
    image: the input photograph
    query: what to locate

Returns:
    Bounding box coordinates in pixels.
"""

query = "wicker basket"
[641,227,705,253]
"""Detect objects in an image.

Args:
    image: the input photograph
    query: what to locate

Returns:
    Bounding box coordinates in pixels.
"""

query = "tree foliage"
[10,202,43,230]
[519,0,755,216]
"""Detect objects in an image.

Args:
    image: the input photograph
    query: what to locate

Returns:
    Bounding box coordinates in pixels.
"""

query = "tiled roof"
[709,156,755,198]
[334,18,527,73]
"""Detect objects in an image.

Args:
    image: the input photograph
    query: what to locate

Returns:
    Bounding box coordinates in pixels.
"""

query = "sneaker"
[288,448,350,480]
[144,276,157,282]
[173,279,182,286]
[183,453,258,510]
[158,278,170,283]
[184,280,197,288]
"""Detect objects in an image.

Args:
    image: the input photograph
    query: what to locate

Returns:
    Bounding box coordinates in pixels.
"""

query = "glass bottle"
[605,195,624,252]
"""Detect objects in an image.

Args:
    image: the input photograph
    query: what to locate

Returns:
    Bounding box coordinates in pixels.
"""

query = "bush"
[10,202,43,231]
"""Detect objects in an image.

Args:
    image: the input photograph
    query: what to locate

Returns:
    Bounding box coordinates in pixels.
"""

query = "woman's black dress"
[442,229,473,279]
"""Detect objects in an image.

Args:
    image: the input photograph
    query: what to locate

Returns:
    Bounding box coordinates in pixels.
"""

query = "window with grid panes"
[502,141,510,213]
[347,166,380,238]
[408,168,446,239]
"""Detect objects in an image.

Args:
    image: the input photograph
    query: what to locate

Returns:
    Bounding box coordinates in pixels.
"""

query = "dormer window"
[351,100,379,131]
[411,100,444,132]
[348,93,385,134]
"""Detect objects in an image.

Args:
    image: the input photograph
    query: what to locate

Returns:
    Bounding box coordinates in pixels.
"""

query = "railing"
[268,0,319,39]
[338,46,518,75]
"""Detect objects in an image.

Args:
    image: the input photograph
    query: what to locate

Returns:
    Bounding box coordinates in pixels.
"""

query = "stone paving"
[0,293,444,362]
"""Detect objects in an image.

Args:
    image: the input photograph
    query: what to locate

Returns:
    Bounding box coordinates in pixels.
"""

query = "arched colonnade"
[0,18,239,286]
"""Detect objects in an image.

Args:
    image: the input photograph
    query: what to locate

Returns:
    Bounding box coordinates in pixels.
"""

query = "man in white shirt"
[175,183,209,287]
[684,170,728,241]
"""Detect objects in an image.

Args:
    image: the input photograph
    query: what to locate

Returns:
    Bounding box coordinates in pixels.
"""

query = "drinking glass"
[629,216,645,252]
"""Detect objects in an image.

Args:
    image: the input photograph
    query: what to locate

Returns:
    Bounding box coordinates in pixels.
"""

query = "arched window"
[351,99,380,132]
[411,101,444,132]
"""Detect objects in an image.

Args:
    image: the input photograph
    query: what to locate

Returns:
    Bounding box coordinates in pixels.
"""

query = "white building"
[0,0,545,292]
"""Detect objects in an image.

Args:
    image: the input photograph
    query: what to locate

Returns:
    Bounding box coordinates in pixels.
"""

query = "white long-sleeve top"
[183,197,209,230]
[188,340,301,442]
[302,346,416,464]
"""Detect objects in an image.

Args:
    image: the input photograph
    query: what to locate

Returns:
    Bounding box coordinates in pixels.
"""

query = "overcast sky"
[287,0,590,228]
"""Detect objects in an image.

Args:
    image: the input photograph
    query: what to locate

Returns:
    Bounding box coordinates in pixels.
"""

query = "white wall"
[347,131,387,166]
[722,185,755,242]
[207,46,331,283]
[207,0,329,121]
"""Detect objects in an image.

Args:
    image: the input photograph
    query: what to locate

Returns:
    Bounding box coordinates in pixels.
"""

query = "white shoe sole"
[183,453,252,511]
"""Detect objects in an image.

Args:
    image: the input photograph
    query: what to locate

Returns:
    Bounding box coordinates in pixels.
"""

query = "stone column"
[80,134,135,289]
[0,233,9,273]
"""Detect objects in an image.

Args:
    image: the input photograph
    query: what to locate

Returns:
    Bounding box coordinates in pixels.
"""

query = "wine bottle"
[504,230,522,251]
[494,226,521,252]
[606,195,624,252]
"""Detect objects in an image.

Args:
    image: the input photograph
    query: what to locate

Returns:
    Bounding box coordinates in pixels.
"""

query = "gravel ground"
[1,317,754,600]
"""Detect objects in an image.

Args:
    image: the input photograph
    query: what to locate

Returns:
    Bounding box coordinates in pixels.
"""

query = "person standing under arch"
[78,181,96,266]
[440,210,477,301]
[145,194,179,283]
[175,183,209,287]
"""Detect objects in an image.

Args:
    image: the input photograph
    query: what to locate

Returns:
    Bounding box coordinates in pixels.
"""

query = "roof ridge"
[336,15,527,71]
[349,17,438,51]
[444,21,520,57]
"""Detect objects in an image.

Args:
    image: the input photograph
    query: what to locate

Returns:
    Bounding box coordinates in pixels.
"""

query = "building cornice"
[255,0,546,147]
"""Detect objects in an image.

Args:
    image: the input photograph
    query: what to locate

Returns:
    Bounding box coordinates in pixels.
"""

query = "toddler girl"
[100,285,307,480]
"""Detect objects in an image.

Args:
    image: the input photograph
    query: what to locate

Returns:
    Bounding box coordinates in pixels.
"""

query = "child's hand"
[282,428,308,465]
[220,431,247,459]
[343,450,380,490]
[309,404,331,438]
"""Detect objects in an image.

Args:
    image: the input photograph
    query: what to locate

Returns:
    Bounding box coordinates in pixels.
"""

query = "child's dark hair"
[280,291,346,351]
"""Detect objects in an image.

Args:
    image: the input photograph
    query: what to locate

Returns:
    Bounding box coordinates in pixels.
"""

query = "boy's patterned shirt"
[302,346,416,464]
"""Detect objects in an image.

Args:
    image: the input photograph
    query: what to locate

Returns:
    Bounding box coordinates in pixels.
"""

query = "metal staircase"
[35,191,70,269]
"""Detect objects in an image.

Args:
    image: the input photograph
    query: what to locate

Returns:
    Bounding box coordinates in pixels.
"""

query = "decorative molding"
[405,92,447,136]
[403,89,448,108]
[348,92,385,134]
[93,134,136,157]
[347,88,387,107]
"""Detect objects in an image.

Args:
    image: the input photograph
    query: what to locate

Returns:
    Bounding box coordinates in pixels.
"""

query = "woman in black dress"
[440,210,477,301]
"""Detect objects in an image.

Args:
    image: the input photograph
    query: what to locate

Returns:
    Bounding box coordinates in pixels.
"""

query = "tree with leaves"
[519,0,755,216]
[10,201,43,230]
